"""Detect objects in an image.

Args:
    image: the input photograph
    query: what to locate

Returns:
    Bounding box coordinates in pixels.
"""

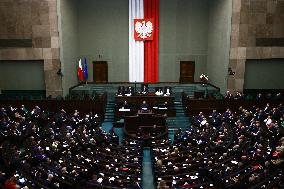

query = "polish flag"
[129,0,159,83]
[77,59,84,81]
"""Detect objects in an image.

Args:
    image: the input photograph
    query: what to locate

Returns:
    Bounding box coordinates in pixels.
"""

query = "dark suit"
[141,84,149,95]
[158,102,168,109]
[122,101,131,109]
[117,86,125,95]
[126,87,134,95]
[140,103,149,110]
[163,87,171,95]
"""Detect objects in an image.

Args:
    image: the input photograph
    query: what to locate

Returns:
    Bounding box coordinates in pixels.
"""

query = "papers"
[97,178,103,183]
[190,176,198,179]
[119,108,131,112]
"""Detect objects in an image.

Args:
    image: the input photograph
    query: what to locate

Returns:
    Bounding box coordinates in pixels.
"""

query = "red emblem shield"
[134,18,154,41]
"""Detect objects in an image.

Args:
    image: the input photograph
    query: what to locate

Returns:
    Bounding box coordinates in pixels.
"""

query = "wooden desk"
[124,113,166,134]
[115,95,174,106]
[115,95,175,120]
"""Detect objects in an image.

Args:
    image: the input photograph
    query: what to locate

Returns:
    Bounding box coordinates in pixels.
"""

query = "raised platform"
[70,82,219,100]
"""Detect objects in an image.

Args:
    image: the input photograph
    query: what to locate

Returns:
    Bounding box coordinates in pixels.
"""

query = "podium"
[124,111,166,134]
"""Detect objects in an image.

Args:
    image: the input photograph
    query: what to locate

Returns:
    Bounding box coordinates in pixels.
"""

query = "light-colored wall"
[244,59,284,89]
[228,0,284,93]
[0,61,45,90]
[77,0,129,82]
[159,0,209,82]
[76,0,210,82]
[207,0,232,94]
[58,0,79,96]
[0,0,62,97]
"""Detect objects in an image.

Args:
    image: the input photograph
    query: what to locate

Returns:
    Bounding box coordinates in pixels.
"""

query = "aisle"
[142,147,155,189]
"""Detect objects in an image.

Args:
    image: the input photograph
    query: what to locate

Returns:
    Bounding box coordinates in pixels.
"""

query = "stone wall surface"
[0,0,62,97]
[229,0,284,92]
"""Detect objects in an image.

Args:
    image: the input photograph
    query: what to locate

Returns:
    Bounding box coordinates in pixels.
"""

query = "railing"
[0,93,107,115]
[182,92,284,116]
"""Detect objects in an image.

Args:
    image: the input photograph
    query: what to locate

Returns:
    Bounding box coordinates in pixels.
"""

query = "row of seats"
[117,85,172,96]
[0,105,142,189]
[152,104,284,188]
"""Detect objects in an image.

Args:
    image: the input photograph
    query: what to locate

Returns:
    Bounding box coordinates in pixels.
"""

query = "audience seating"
[0,105,142,189]
[153,104,284,188]
[1,93,284,189]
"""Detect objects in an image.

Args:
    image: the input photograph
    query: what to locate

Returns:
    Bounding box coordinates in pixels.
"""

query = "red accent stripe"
[144,0,159,82]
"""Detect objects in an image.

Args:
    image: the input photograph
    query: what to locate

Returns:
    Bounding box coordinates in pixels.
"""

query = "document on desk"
[119,108,131,111]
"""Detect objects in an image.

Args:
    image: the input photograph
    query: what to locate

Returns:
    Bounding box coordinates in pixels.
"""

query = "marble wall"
[0,0,62,97]
[229,0,284,92]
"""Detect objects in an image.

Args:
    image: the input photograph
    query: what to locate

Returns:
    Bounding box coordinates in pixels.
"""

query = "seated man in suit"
[151,125,159,137]
[158,101,169,109]
[140,84,149,95]
[140,100,149,111]
[164,87,171,96]
[125,86,134,96]
[121,100,131,109]
[155,88,163,96]
[117,86,125,96]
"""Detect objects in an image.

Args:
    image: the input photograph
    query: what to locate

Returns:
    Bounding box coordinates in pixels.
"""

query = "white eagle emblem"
[135,20,153,39]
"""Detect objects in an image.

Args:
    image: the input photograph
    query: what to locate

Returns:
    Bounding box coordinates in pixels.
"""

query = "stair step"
[174,102,182,104]
[104,120,114,122]
[104,117,114,119]
[176,110,185,112]
[105,115,114,118]
[105,111,114,114]
[106,104,115,106]
[106,107,115,109]
[107,102,115,104]
[104,118,114,121]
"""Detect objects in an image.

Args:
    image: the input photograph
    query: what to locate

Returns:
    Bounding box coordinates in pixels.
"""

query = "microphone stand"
[134,81,137,95]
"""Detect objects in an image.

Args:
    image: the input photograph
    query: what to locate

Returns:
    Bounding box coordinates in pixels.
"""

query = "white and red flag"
[77,58,84,81]
[129,0,159,83]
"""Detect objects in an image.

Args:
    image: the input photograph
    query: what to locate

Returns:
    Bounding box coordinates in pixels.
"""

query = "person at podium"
[151,124,159,137]
[140,100,149,111]
[155,88,163,96]
[121,100,131,109]
[140,84,149,95]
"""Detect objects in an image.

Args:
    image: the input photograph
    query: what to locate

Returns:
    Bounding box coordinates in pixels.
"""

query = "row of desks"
[115,95,174,105]
[115,95,176,120]
[115,95,172,136]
